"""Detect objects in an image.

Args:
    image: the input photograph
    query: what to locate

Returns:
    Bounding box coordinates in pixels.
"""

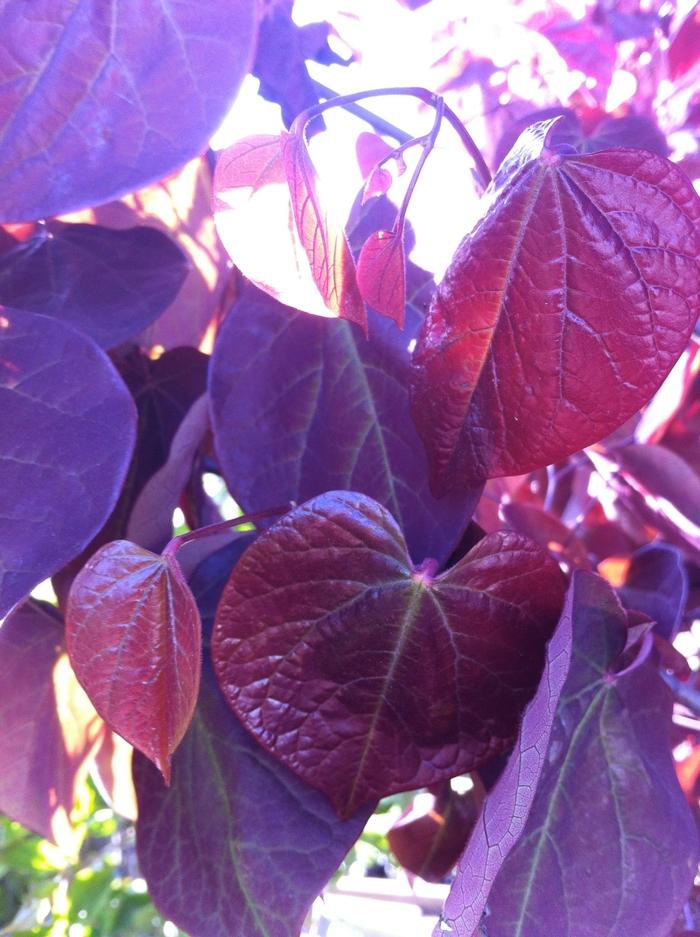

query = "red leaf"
[212,491,565,818]
[357,230,406,327]
[213,135,288,196]
[669,3,700,80]
[281,129,367,331]
[362,164,394,203]
[66,541,201,784]
[411,121,700,495]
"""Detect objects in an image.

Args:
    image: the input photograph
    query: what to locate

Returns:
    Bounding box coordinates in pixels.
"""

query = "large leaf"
[134,662,372,937]
[411,120,700,494]
[0,224,188,348]
[66,540,201,783]
[0,0,258,220]
[472,572,698,937]
[0,600,103,850]
[0,308,136,617]
[209,284,480,566]
[213,491,565,818]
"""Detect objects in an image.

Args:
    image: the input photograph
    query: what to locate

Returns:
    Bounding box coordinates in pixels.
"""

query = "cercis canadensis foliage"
[1,2,700,936]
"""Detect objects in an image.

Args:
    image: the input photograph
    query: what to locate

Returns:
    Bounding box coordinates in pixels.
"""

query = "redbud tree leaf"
[357,230,406,328]
[133,663,373,937]
[0,0,258,221]
[451,572,698,937]
[618,543,688,640]
[0,308,136,618]
[411,120,700,494]
[212,491,565,818]
[0,224,188,349]
[66,541,201,783]
[209,285,481,567]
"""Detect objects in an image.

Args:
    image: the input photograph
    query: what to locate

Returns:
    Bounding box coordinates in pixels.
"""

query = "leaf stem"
[162,504,292,560]
[394,96,444,233]
[311,80,412,145]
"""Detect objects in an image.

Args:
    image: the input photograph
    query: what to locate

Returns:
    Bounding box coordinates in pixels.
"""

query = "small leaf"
[617,543,688,640]
[66,541,201,784]
[357,229,406,327]
[362,165,394,203]
[356,132,395,180]
[214,135,288,195]
[213,491,565,818]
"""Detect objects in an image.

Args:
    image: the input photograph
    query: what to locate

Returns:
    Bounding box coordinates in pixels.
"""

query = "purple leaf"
[618,543,688,640]
[443,572,698,937]
[212,491,565,818]
[0,0,258,221]
[209,284,480,566]
[411,120,700,494]
[0,308,136,617]
[0,224,188,348]
[133,663,372,937]
[0,600,104,849]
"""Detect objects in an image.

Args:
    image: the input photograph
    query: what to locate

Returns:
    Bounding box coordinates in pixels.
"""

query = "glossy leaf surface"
[0,0,258,220]
[357,229,406,327]
[66,540,201,783]
[213,491,565,817]
[134,663,372,937]
[411,121,700,493]
[472,573,697,937]
[209,285,480,567]
[0,224,188,348]
[0,308,136,617]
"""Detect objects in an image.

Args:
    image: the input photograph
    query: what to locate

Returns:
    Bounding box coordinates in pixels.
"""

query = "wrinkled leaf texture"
[411,119,700,494]
[66,541,201,783]
[0,0,258,220]
[0,308,136,617]
[213,491,565,818]
[209,284,480,567]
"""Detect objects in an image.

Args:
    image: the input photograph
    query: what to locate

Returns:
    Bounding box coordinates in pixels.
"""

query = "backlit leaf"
[213,491,565,818]
[357,230,406,327]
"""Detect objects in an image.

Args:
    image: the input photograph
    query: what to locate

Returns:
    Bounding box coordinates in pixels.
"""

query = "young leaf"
[411,120,700,494]
[0,308,136,618]
[0,0,257,220]
[212,491,565,818]
[0,224,188,349]
[209,284,481,567]
[466,572,698,937]
[618,543,688,640]
[66,540,201,784]
[357,229,406,327]
[356,132,395,180]
[134,663,373,937]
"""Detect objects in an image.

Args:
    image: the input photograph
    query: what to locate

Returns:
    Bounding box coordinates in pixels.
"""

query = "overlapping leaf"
[357,229,406,327]
[209,284,480,566]
[134,662,372,937]
[618,543,688,640]
[213,491,565,818]
[0,0,258,220]
[66,541,201,783]
[411,120,700,494]
[0,308,136,617]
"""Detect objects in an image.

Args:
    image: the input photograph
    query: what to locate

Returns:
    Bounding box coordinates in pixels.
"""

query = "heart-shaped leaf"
[0,224,188,348]
[357,229,406,327]
[66,540,201,783]
[0,0,257,220]
[411,120,700,494]
[213,491,565,818]
[0,308,136,618]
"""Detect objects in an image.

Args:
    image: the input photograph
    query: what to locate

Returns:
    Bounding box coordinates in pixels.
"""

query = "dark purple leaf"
[501,502,592,570]
[356,132,395,181]
[435,570,574,935]
[411,121,700,494]
[0,308,136,617]
[0,600,103,848]
[209,284,480,567]
[0,0,257,221]
[212,491,565,818]
[134,663,372,937]
[0,224,188,348]
[587,115,669,157]
[618,543,688,640]
[446,572,698,937]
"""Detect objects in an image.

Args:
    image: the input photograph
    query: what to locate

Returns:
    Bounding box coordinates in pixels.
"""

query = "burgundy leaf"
[0,600,104,849]
[618,543,688,640]
[0,308,136,618]
[449,572,698,937]
[616,443,700,532]
[501,502,592,570]
[357,230,406,327]
[411,121,700,494]
[435,568,574,936]
[0,224,188,348]
[212,491,565,818]
[209,284,480,567]
[669,3,700,80]
[134,663,372,937]
[281,129,367,330]
[66,540,201,783]
[0,0,257,221]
